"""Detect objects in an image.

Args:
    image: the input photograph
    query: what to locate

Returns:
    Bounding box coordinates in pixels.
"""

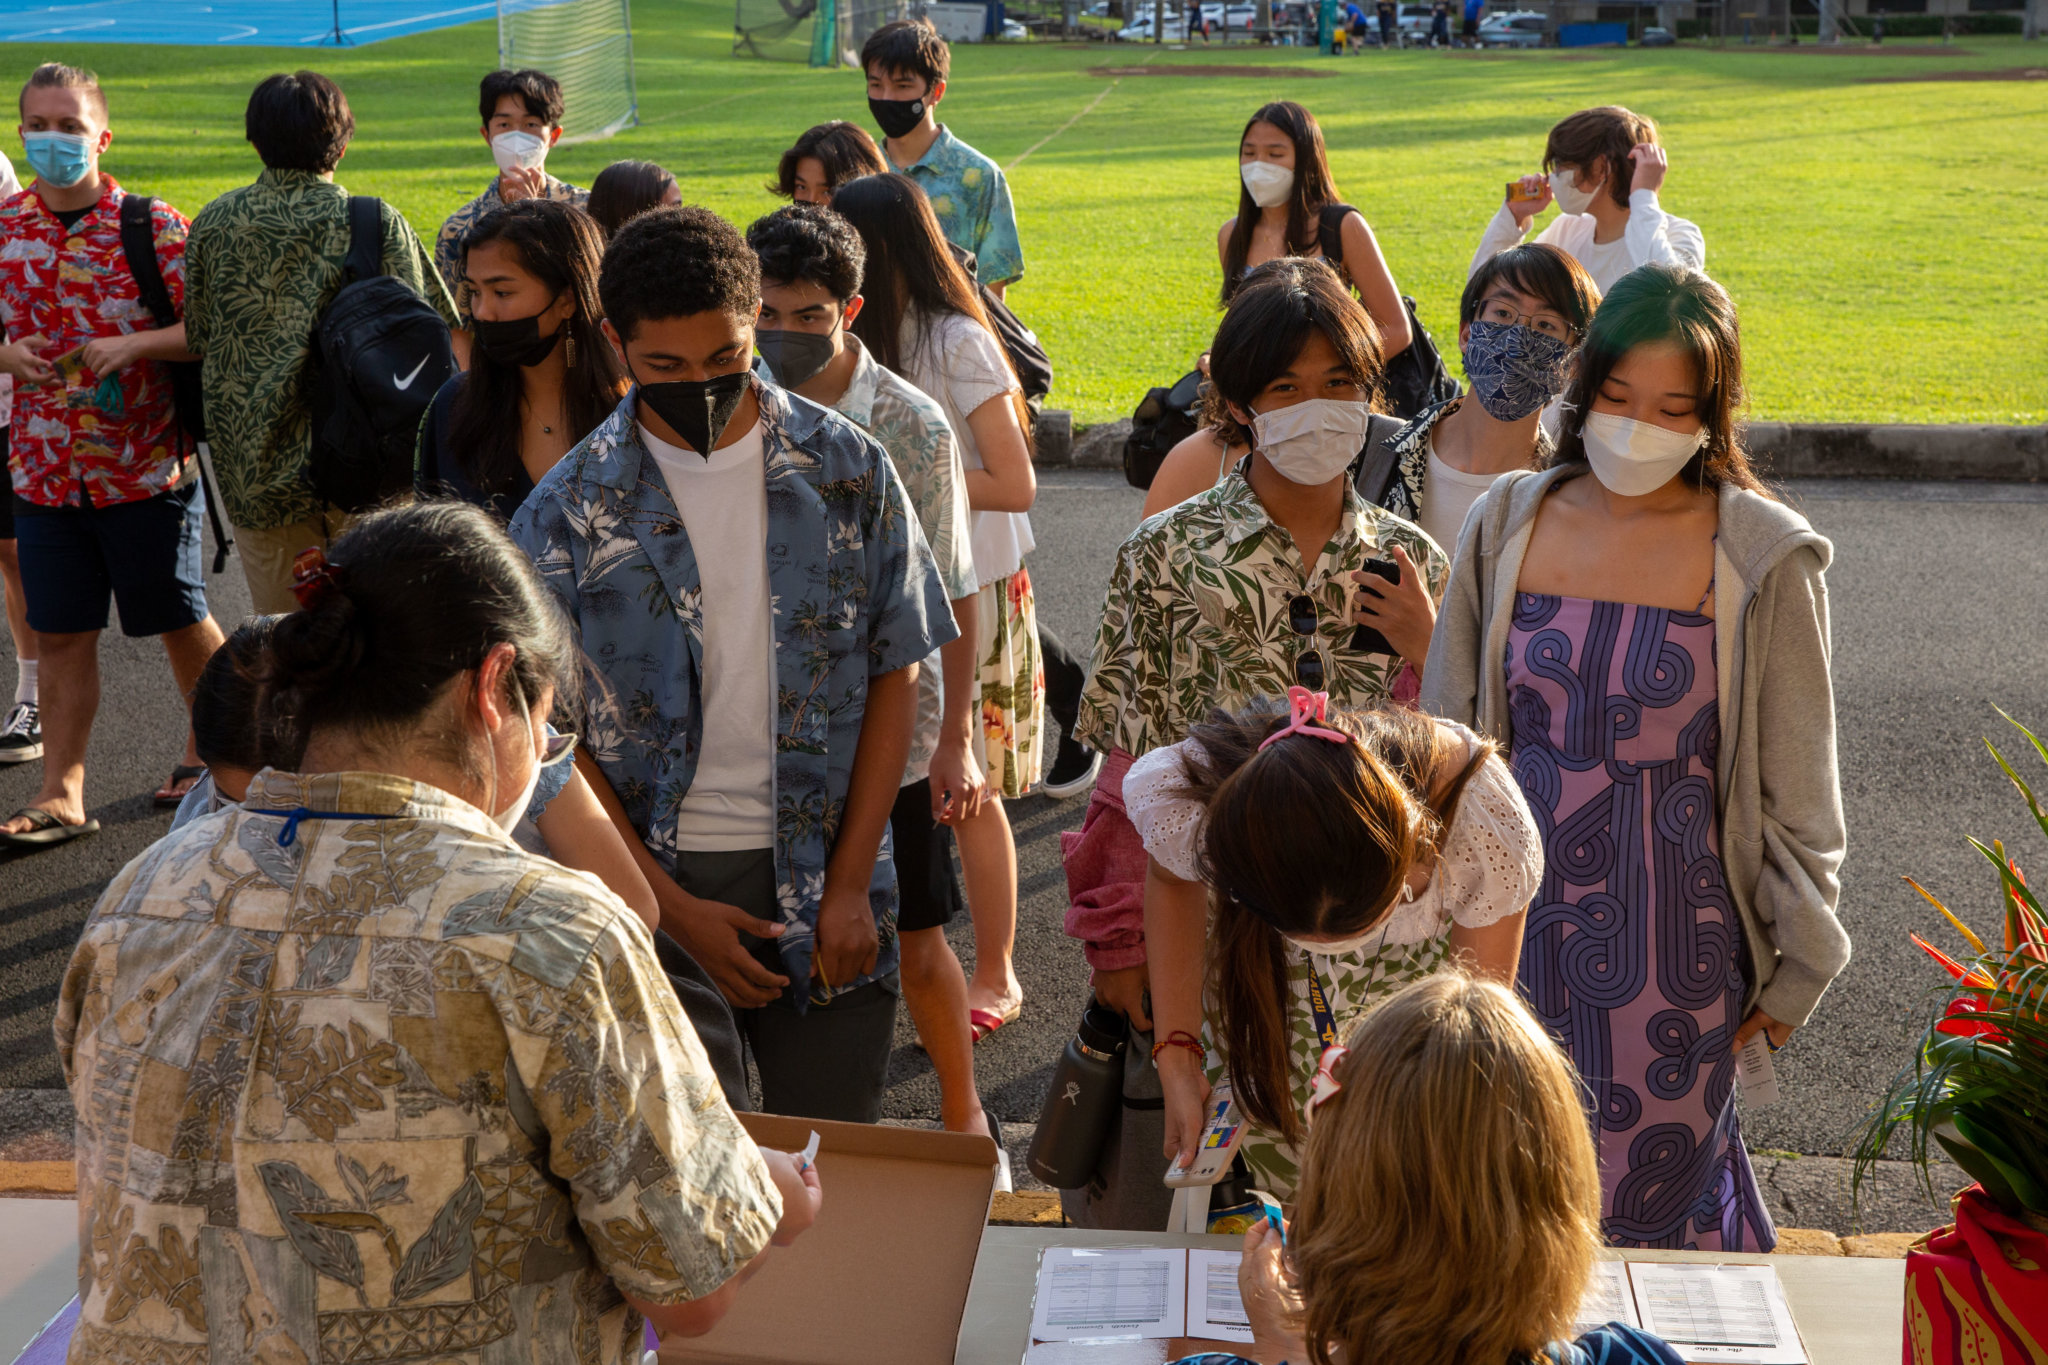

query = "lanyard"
[1304,959,1339,1051]
[240,807,396,848]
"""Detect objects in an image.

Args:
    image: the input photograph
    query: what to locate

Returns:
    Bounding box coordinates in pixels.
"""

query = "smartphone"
[1506,179,1546,204]
[1349,558,1399,657]
[1163,1080,1245,1188]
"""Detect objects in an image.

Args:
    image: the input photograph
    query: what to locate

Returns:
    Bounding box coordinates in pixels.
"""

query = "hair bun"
[266,590,365,697]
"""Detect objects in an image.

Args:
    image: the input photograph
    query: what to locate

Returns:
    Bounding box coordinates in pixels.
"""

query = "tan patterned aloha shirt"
[1077,466,1449,760]
[54,769,780,1365]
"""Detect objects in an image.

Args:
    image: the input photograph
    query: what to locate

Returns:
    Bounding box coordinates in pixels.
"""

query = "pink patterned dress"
[1505,591,1775,1251]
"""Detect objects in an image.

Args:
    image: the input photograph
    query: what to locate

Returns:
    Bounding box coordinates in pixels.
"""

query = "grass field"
[9,6,2045,425]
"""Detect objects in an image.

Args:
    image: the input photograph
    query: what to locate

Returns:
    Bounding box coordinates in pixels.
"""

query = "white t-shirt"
[897,309,1035,585]
[1418,435,1506,552]
[642,418,776,850]
[1469,189,1707,295]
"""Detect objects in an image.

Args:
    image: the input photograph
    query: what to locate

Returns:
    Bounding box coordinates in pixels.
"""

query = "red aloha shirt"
[0,175,191,508]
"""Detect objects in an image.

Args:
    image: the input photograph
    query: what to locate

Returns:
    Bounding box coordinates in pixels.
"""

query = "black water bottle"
[1027,998,1128,1189]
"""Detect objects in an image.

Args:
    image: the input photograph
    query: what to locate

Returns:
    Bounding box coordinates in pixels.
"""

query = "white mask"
[1549,166,1597,215]
[1240,160,1294,209]
[1282,884,1413,957]
[491,129,549,173]
[1581,411,1707,497]
[1250,398,1372,486]
[489,689,546,832]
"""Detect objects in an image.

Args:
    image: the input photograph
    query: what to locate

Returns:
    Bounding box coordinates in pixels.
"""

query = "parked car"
[1477,9,1546,44]
[1396,3,1436,35]
[1117,12,1188,37]
[1639,23,1675,42]
[1198,1,1262,26]
[1000,15,1028,36]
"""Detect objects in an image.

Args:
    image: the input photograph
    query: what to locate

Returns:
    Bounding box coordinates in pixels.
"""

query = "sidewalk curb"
[1043,419,2048,480]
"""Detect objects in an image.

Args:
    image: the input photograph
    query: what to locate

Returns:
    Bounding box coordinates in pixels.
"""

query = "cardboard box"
[663,1112,1001,1365]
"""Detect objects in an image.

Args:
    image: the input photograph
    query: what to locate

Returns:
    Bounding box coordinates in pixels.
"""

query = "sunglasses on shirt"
[1288,594,1326,692]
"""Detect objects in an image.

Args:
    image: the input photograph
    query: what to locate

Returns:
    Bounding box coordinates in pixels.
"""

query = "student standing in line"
[747,202,999,1144]
[1472,106,1705,294]
[833,172,1035,1042]
[1060,257,1447,1228]
[59,502,819,1362]
[1143,245,1597,686]
[771,120,889,206]
[416,199,626,519]
[586,159,679,237]
[434,68,589,312]
[1173,976,1686,1365]
[0,63,226,846]
[186,70,460,615]
[511,206,954,1124]
[1221,102,1413,365]
[1422,265,1850,1250]
[863,20,1024,298]
[1137,692,1539,1200]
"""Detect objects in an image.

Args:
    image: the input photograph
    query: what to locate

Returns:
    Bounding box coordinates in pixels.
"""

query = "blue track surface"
[0,0,508,46]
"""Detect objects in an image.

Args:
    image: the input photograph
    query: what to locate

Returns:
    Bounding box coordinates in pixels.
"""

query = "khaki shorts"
[232,506,360,616]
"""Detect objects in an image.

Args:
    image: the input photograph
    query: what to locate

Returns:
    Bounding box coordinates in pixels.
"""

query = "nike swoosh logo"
[392,355,430,390]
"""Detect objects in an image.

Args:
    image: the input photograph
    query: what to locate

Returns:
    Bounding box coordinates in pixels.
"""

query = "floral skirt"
[973,564,1045,799]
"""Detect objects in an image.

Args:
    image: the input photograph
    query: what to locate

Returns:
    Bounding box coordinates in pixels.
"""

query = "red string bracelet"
[1150,1031,1207,1066]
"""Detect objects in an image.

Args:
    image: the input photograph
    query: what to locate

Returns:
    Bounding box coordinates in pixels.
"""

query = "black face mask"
[636,370,751,458]
[755,329,838,389]
[472,307,563,369]
[869,93,928,141]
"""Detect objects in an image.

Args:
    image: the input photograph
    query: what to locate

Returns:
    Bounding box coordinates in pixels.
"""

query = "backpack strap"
[1352,412,1407,507]
[343,196,383,283]
[1316,202,1357,267]
[118,195,178,329]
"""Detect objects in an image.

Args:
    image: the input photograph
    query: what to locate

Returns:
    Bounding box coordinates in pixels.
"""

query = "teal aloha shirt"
[507,378,957,999]
[888,126,1024,287]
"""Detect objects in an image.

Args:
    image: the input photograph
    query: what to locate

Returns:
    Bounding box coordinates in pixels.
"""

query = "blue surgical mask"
[23,131,93,189]
[1462,319,1573,422]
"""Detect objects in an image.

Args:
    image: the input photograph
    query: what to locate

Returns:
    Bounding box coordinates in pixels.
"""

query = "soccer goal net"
[498,0,638,142]
[735,0,928,64]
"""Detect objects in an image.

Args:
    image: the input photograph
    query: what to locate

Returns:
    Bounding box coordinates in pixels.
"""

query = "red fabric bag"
[1903,1185,2048,1363]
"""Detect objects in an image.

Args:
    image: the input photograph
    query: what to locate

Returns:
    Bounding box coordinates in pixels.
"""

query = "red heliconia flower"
[1934,995,2007,1043]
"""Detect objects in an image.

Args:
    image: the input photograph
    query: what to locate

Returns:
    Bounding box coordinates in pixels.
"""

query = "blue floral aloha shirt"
[888,126,1024,287]
[508,378,956,1000]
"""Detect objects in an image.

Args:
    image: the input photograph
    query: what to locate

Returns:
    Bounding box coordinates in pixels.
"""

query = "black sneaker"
[0,701,40,764]
[1042,732,1103,800]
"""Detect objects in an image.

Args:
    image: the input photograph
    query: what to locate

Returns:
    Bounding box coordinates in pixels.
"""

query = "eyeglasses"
[1476,296,1578,341]
[1288,594,1326,691]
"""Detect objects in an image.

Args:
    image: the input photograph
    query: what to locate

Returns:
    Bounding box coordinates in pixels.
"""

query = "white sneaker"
[0,701,41,764]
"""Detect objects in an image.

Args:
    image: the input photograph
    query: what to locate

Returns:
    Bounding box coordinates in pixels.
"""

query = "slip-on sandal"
[0,806,101,848]
[969,1003,1022,1043]
[153,764,207,807]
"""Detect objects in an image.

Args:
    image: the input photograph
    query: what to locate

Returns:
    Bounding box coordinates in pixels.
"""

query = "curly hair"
[746,203,866,303]
[598,205,760,341]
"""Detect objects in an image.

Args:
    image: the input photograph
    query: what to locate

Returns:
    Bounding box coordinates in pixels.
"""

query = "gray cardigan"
[1420,466,1850,1027]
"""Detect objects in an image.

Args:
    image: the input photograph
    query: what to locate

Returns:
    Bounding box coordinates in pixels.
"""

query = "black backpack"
[306,197,456,513]
[981,284,1054,415]
[1122,368,1205,490]
[1316,204,1461,420]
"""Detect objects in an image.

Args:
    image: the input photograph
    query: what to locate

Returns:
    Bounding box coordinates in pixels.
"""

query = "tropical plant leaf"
[1902,876,1988,956]
[391,1173,483,1302]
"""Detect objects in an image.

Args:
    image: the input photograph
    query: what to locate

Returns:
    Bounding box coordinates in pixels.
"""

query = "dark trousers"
[671,846,900,1124]
[1039,623,1087,744]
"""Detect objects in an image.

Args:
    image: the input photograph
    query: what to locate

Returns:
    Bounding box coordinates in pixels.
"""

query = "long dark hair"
[1201,257,1384,450]
[262,502,577,767]
[1220,101,1343,306]
[1181,700,1491,1143]
[769,121,887,199]
[1551,264,1765,495]
[586,160,675,238]
[829,172,1030,430]
[448,199,626,501]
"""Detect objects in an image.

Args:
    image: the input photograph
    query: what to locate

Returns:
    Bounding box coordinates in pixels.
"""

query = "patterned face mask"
[1462,319,1573,422]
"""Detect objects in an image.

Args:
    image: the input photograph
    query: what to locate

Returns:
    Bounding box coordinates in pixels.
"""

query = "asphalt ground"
[5,473,2046,1208]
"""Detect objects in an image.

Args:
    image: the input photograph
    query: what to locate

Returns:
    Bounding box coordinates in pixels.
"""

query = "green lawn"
[16,8,2045,425]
